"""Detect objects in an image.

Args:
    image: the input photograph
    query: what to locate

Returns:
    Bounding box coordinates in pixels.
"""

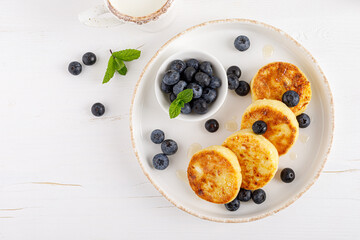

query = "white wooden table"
[1,0,359,239]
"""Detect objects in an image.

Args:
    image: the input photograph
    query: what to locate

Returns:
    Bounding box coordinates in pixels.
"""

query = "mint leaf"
[113,58,125,71]
[177,89,193,103]
[112,49,141,61]
[169,99,184,119]
[102,57,115,84]
[117,65,127,75]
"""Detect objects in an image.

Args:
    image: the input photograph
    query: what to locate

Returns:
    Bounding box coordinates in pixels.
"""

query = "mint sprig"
[169,89,193,119]
[103,49,141,84]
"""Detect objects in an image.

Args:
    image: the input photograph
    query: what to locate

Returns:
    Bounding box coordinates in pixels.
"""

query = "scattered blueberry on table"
[281,168,296,183]
[282,90,300,107]
[205,119,219,133]
[297,113,311,128]
[252,120,267,135]
[82,52,97,66]
[235,81,250,96]
[227,65,241,78]
[227,74,240,90]
[161,139,178,155]
[252,189,266,204]
[234,35,250,51]
[68,61,82,75]
[237,188,252,202]
[91,103,105,117]
[224,198,241,211]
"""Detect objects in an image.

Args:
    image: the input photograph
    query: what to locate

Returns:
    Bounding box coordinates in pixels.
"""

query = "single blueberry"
[205,119,219,133]
[282,90,300,107]
[68,61,82,75]
[192,98,208,115]
[169,93,177,102]
[227,74,240,90]
[185,58,199,70]
[82,52,96,66]
[194,72,211,87]
[187,83,203,99]
[202,88,217,104]
[234,35,250,51]
[199,61,213,76]
[252,189,266,204]
[170,59,186,73]
[162,70,180,85]
[224,198,240,211]
[237,188,252,202]
[152,154,169,170]
[280,168,295,183]
[183,67,196,82]
[181,103,192,114]
[150,129,165,144]
[235,81,250,96]
[227,66,241,78]
[252,120,267,134]
[209,76,222,89]
[173,80,187,96]
[161,81,172,94]
[161,139,178,155]
[296,113,311,128]
[91,103,105,117]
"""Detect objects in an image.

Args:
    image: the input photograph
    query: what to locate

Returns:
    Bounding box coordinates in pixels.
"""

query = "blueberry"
[194,72,211,87]
[152,154,169,170]
[161,81,172,94]
[199,61,213,76]
[170,59,186,73]
[282,90,300,107]
[224,198,240,211]
[68,61,82,75]
[150,129,165,144]
[192,98,208,115]
[281,168,295,183]
[161,139,178,155]
[235,81,250,96]
[183,67,196,82]
[296,113,311,128]
[237,188,252,202]
[91,103,105,117]
[227,74,240,90]
[205,119,219,133]
[82,52,96,66]
[227,66,241,78]
[169,93,177,102]
[162,70,180,85]
[252,120,267,134]
[185,58,199,70]
[202,88,217,104]
[252,189,266,204]
[173,80,187,96]
[181,103,192,114]
[234,35,250,51]
[187,83,203,99]
[209,76,222,89]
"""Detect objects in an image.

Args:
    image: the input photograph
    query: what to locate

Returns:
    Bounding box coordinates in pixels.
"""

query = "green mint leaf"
[102,57,116,84]
[169,99,184,119]
[117,64,128,75]
[176,89,193,103]
[112,49,141,61]
[113,58,125,70]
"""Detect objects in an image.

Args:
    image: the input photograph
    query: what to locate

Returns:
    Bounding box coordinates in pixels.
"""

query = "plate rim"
[129,18,335,223]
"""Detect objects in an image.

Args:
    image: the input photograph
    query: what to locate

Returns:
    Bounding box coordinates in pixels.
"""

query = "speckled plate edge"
[129,18,334,223]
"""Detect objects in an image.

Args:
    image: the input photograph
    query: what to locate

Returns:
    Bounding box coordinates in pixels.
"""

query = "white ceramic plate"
[130,19,334,223]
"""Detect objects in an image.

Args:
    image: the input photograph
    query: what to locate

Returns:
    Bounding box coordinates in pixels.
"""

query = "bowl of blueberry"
[155,50,228,121]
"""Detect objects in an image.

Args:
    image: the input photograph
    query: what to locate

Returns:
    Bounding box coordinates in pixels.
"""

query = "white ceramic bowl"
[154,50,228,121]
